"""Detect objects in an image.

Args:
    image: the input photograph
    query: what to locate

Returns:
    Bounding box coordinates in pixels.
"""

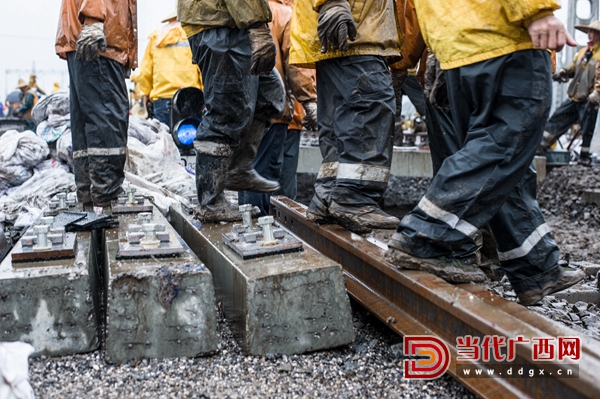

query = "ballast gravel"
[28,305,475,399]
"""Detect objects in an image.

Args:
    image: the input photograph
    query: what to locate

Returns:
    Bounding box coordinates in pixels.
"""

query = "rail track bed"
[271,196,600,399]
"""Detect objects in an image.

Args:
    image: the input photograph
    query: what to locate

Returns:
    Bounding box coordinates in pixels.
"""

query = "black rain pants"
[188,27,284,148]
[312,55,395,208]
[393,50,560,295]
[67,53,128,206]
[544,98,598,155]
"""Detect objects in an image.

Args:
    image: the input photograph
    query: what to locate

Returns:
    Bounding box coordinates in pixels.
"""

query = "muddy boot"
[225,120,280,193]
[537,131,556,155]
[329,201,400,234]
[194,141,243,223]
[516,266,585,306]
[578,153,593,166]
[306,195,333,224]
[384,244,488,284]
[194,193,244,222]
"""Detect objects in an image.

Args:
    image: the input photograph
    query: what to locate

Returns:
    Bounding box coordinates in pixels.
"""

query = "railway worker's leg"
[67,52,128,208]
[189,28,282,222]
[538,98,580,155]
[313,56,400,233]
[386,51,582,289]
[577,103,598,165]
[305,59,341,225]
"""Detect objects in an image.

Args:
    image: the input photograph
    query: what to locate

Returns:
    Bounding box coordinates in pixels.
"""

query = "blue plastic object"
[177,123,197,146]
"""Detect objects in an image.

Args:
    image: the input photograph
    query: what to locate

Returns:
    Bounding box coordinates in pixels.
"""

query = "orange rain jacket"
[55,0,138,70]
[270,0,317,127]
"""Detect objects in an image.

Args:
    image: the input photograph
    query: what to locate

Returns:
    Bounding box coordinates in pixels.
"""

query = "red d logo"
[403,335,451,379]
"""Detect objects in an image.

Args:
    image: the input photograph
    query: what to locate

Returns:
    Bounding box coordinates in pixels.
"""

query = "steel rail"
[270,196,600,399]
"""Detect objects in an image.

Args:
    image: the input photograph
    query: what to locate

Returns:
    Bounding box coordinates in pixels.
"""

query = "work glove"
[76,22,107,62]
[588,90,600,108]
[301,101,318,131]
[247,26,277,75]
[318,0,357,53]
[552,69,569,83]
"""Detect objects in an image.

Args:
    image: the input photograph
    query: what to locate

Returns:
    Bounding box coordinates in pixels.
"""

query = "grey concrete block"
[0,232,99,357]
[169,205,355,356]
[554,288,600,305]
[296,148,547,182]
[582,189,600,205]
[104,210,218,364]
[571,261,600,278]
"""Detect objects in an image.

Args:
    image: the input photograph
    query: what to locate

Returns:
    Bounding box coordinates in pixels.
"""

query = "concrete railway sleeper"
[270,195,600,399]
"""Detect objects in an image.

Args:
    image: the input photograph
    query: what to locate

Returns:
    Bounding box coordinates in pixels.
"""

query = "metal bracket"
[11,216,77,262]
[117,212,185,258]
[222,212,303,260]
[45,190,77,216]
[111,186,153,214]
[181,189,199,213]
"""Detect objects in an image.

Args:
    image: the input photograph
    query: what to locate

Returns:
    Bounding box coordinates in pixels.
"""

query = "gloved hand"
[552,69,569,83]
[76,22,107,62]
[588,90,600,108]
[301,101,318,131]
[247,26,277,75]
[318,0,357,53]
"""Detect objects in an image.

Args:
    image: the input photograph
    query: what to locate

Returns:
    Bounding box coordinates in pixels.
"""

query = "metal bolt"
[33,225,50,248]
[138,212,152,224]
[257,216,275,241]
[239,204,254,229]
[142,223,158,242]
[57,192,67,208]
[126,187,137,204]
[40,216,54,228]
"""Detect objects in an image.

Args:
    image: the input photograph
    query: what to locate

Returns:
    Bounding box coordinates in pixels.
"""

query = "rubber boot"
[306,179,336,224]
[194,144,242,223]
[225,120,280,193]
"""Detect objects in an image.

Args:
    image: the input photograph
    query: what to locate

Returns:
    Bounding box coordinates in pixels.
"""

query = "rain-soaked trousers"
[189,27,284,145]
[312,55,395,209]
[544,98,598,155]
[67,53,128,206]
[392,50,560,295]
[188,28,284,206]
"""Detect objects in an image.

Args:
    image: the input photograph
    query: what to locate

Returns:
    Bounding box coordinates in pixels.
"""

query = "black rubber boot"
[195,147,242,223]
[225,120,280,193]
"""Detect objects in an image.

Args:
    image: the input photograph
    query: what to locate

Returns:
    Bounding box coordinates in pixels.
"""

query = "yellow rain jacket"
[413,0,561,70]
[137,22,203,101]
[289,0,402,68]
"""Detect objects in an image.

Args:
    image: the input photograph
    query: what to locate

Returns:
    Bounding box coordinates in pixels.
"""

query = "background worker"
[178,0,285,222]
[56,0,137,209]
[238,0,317,216]
[539,21,600,166]
[28,74,46,98]
[386,0,585,306]
[13,79,38,131]
[290,0,404,233]
[587,51,600,153]
[137,11,203,127]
